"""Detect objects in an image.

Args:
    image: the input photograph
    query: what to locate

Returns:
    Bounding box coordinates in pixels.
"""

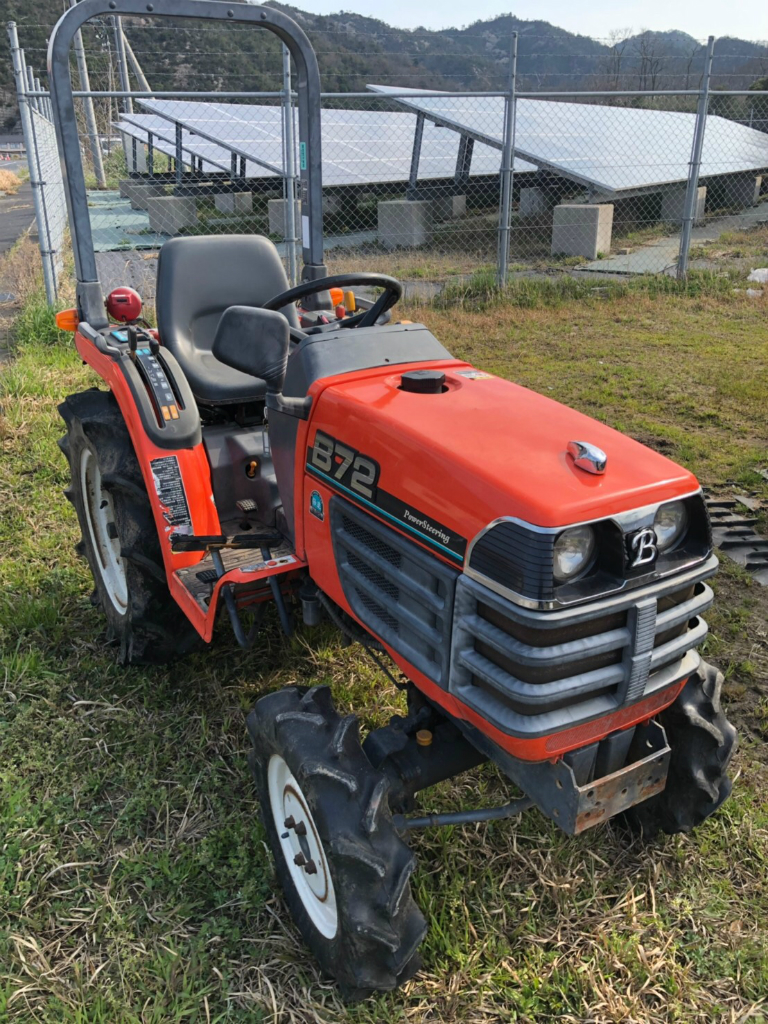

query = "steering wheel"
[261,272,403,330]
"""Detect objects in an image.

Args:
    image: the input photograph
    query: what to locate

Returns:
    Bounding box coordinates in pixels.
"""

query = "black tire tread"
[331,714,358,757]
[120,546,167,585]
[59,388,201,664]
[624,659,737,837]
[247,685,427,999]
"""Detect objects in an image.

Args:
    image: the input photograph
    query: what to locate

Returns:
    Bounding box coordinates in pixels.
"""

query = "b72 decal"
[306,430,466,560]
[308,430,380,500]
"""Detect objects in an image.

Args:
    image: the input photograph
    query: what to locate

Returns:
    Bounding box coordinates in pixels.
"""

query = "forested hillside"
[1,0,766,130]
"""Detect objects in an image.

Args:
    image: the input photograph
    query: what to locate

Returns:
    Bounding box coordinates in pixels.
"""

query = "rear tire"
[247,685,427,1000]
[623,660,737,838]
[59,388,201,664]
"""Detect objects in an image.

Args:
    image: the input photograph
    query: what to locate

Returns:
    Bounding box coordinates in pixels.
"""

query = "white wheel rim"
[267,753,338,939]
[80,447,128,614]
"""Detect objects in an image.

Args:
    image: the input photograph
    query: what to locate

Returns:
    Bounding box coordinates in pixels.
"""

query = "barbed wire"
[5,20,729,45]
[21,45,768,62]
[50,66,768,80]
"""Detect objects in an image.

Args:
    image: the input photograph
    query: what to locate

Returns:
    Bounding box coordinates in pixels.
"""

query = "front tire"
[59,388,201,664]
[624,660,737,837]
[247,686,426,999]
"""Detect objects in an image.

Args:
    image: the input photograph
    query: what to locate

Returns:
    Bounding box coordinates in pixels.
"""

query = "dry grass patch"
[0,168,22,195]
[1,236,47,303]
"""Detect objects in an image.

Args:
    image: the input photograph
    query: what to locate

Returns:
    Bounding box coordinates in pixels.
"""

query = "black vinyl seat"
[155,235,299,406]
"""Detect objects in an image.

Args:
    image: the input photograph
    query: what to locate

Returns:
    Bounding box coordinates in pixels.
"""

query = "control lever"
[127,324,138,363]
[262,544,293,637]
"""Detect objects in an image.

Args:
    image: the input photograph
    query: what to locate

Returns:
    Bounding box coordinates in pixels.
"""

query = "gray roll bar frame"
[47,0,326,328]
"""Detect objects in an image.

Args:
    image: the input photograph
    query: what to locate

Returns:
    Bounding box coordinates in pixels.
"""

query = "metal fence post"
[25,66,37,113]
[70,0,107,187]
[24,70,60,302]
[282,44,298,286]
[122,33,151,92]
[175,122,183,184]
[8,23,57,303]
[677,35,715,279]
[497,32,518,288]
[112,16,133,114]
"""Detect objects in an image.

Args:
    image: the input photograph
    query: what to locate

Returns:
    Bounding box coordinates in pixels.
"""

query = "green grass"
[83,147,128,191]
[434,264,749,312]
[2,253,768,1021]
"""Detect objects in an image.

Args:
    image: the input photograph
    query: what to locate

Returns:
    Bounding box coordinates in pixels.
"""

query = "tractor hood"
[306,360,699,560]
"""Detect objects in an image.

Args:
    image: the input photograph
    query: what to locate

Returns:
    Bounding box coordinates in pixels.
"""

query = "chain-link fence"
[8,24,67,301]
[7,17,768,311]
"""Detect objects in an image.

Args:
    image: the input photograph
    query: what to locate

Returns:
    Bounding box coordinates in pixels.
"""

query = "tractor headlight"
[653,500,688,551]
[553,525,596,582]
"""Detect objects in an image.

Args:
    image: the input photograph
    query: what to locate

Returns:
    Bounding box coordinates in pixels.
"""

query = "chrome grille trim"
[463,613,630,667]
[448,555,717,739]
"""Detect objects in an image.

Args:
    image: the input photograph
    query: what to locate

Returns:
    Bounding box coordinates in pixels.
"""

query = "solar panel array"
[369,85,768,194]
[119,99,535,186]
[116,116,231,175]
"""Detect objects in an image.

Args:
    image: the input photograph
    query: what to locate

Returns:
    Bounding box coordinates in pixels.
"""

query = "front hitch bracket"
[554,720,670,833]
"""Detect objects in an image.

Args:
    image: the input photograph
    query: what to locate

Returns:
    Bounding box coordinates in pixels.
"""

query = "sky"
[297,0,768,42]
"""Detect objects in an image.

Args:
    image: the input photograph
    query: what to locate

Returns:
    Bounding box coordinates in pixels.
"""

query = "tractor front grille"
[330,497,459,685]
[449,557,717,738]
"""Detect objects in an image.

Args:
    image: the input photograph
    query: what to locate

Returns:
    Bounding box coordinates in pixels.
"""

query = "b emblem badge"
[628,527,658,569]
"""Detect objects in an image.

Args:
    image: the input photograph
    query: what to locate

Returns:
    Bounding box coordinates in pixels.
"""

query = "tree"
[684,42,702,90]
[602,28,633,90]
[631,31,668,91]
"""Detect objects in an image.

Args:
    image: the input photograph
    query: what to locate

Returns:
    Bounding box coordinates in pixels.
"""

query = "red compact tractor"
[49,0,736,998]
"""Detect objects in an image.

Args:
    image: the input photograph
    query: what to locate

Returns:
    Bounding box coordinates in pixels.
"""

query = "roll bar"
[47,0,326,327]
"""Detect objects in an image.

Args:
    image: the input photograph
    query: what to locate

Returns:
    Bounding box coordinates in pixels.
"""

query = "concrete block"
[551,203,614,260]
[146,195,198,234]
[268,198,301,236]
[431,194,467,220]
[124,181,167,211]
[661,185,706,225]
[378,199,433,250]
[323,193,344,217]
[519,187,555,218]
[214,191,252,215]
[711,174,762,209]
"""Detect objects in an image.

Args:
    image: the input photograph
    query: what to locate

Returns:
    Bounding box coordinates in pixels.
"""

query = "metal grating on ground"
[706,497,768,585]
[88,190,168,251]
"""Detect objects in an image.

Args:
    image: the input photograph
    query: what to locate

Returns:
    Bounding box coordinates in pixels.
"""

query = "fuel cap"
[400,369,446,394]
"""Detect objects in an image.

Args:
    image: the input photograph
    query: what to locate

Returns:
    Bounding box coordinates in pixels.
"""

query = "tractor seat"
[155,235,299,406]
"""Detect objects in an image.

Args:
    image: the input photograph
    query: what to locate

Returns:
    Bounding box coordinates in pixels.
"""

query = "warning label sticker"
[150,455,192,532]
[457,369,493,380]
